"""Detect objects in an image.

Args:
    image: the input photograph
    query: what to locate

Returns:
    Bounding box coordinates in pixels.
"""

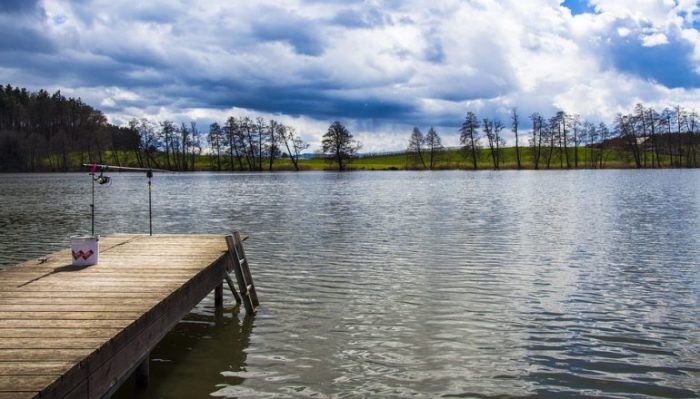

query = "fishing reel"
[94,170,112,185]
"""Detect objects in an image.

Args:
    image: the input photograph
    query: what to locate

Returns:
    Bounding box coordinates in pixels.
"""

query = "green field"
[47,145,685,172]
[292,147,659,171]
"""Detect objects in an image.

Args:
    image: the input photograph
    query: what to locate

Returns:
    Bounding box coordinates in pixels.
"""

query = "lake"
[0,170,699,398]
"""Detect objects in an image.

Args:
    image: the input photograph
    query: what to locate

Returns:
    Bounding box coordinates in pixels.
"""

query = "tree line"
[0,85,314,172]
[2,85,698,171]
[131,116,309,172]
[0,84,138,171]
[0,84,364,172]
[405,104,698,170]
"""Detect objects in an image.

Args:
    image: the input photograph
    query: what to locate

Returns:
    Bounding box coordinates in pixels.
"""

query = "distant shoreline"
[2,145,697,173]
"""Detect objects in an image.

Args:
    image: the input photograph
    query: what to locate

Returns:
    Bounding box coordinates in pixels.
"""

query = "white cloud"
[2,0,698,152]
[642,32,669,46]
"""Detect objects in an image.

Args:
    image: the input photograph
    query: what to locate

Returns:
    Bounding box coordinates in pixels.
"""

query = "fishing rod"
[82,163,171,236]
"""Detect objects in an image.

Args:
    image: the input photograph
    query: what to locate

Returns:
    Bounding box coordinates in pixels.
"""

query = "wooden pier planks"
[0,234,234,399]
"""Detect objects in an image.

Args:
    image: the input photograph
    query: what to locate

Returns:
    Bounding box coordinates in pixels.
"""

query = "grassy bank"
[37,146,690,172]
[295,147,671,171]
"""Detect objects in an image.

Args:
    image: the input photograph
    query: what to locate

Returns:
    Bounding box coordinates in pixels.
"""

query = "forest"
[0,84,698,172]
[0,85,307,172]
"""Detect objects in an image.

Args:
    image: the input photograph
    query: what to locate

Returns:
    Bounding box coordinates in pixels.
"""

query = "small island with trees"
[0,84,697,172]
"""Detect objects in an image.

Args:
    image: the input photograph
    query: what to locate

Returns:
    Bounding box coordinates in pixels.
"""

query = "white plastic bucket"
[70,235,99,266]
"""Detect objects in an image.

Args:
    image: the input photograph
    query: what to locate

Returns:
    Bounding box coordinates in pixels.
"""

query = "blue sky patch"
[562,0,596,15]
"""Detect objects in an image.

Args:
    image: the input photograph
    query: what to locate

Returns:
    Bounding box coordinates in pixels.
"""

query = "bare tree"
[494,119,504,168]
[179,122,189,171]
[459,112,480,169]
[546,115,558,169]
[685,109,698,167]
[673,105,686,167]
[569,114,580,168]
[598,122,610,168]
[189,121,201,171]
[529,112,544,170]
[159,120,176,170]
[224,117,244,171]
[267,119,280,171]
[255,117,267,171]
[632,104,648,168]
[512,108,521,169]
[425,127,443,169]
[407,127,427,169]
[241,116,256,170]
[616,114,641,168]
[647,108,661,168]
[208,122,223,171]
[322,121,360,171]
[484,119,504,169]
[279,125,308,171]
[582,121,596,167]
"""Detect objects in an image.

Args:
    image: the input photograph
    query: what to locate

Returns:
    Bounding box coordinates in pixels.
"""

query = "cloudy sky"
[1,0,699,151]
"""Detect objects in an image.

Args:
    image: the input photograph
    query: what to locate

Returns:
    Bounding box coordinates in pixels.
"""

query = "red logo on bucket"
[72,249,94,260]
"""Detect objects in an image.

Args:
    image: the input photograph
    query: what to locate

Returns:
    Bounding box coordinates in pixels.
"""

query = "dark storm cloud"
[0,0,41,14]
[0,25,55,53]
[0,0,52,53]
[150,79,419,122]
[234,88,417,120]
[249,8,326,56]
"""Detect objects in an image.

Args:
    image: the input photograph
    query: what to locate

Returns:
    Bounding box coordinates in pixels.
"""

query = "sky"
[1,0,699,151]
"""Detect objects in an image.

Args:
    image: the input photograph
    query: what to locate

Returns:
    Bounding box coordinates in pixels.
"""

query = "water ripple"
[1,171,699,398]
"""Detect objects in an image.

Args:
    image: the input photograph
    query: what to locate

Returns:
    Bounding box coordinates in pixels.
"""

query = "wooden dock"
[0,233,257,399]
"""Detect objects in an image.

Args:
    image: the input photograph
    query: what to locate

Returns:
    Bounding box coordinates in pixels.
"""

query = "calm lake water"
[1,170,699,398]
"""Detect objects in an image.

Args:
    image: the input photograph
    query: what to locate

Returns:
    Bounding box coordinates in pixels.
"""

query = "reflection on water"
[115,299,254,399]
[1,170,699,398]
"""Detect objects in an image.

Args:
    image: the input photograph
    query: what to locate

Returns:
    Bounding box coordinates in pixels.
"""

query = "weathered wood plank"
[0,287,166,300]
[0,338,110,350]
[0,376,58,392]
[0,391,38,399]
[0,319,132,329]
[0,268,211,277]
[0,362,73,376]
[0,328,121,338]
[0,392,39,399]
[1,281,183,289]
[0,276,190,285]
[0,349,93,362]
[0,312,146,320]
[0,304,152,313]
[0,297,162,306]
[0,234,241,399]
[88,257,228,398]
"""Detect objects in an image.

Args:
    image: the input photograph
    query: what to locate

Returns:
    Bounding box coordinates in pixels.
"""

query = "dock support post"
[214,283,224,308]
[135,355,150,388]
[224,273,242,305]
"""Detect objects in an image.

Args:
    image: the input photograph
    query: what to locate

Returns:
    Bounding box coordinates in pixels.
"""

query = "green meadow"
[72,146,670,172]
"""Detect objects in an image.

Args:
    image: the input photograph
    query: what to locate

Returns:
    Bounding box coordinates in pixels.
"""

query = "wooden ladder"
[224,231,259,314]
